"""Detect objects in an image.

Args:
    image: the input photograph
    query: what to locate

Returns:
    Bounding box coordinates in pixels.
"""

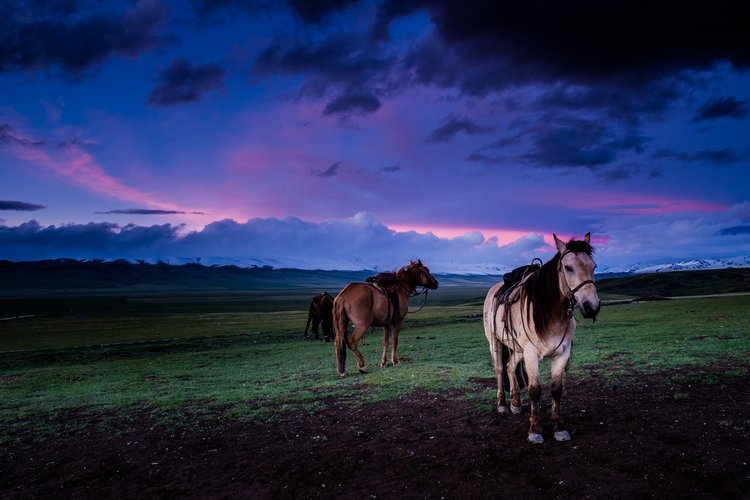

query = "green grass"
[1,294,748,442]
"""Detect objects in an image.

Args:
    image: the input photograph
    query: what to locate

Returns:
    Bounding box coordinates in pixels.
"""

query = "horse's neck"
[395,272,415,296]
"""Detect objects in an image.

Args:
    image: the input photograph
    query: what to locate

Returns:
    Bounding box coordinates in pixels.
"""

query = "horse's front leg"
[550,350,572,441]
[523,349,543,444]
[391,321,403,366]
[380,326,391,367]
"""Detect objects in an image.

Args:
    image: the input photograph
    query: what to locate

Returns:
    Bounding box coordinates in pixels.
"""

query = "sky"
[1,0,749,273]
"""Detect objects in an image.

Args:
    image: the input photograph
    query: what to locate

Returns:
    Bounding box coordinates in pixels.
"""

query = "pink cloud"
[5,126,196,217]
[540,188,728,215]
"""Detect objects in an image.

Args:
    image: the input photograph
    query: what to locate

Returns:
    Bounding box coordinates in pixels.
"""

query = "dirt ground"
[3,365,749,499]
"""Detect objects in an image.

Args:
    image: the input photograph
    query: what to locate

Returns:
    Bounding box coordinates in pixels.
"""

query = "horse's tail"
[501,344,511,392]
[333,297,349,376]
[304,305,313,336]
[501,344,528,391]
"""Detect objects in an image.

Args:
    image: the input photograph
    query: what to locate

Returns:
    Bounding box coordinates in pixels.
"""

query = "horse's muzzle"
[580,300,600,319]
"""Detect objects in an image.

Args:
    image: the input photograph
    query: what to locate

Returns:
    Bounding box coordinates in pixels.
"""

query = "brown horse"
[304,292,334,341]
[334,260,438,376]
[483,233,600,444]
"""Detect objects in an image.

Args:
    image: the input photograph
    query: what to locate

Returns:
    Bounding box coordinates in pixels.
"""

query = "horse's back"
[335,282,380,323]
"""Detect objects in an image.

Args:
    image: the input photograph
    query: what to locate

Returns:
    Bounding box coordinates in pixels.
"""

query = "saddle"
[494,261,541,305]
[365,272,400,324]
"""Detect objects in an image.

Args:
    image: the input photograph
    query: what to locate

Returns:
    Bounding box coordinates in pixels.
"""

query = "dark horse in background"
[334,260,438,376]
[304,292,334,341]
[483,233,600,444]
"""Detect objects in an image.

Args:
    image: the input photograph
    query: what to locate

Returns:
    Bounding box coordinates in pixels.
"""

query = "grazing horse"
[304,292,334,341]
[334,260,439,376]
[483,233,600,444]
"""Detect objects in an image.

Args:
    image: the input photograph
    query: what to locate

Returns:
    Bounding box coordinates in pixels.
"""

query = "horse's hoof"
[554,430,571,442]
[338,371,348,378]
[380,361,387,368]
[527,433,544,444]
[510,404,522,414]
[497,405,508,415]
[358,366,368,374]
[392,360,400,366]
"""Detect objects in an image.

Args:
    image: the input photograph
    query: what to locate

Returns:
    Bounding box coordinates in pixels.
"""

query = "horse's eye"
[564,265,574,273]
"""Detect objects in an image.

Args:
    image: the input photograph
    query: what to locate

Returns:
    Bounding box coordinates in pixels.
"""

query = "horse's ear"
[553,233,566,254]
[417,259,422,266]
[584,232,591,244]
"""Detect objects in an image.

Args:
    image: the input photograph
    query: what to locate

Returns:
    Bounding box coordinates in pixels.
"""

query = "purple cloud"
[147,59,226,106]
[0,201,45,211]
[311,161,342,178]
[426,116,494,143]
[652,148,749,166]
[693,97,749,122]
[96,209,206,215]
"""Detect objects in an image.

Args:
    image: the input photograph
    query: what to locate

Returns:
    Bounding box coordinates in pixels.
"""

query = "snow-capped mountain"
[632,256,750,274]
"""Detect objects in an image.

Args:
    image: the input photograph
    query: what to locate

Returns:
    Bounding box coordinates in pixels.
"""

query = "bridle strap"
[559,249,596,318]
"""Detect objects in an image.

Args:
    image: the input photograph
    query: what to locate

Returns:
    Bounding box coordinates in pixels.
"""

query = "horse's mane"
[522,238,593,337]
[396,260,421,278]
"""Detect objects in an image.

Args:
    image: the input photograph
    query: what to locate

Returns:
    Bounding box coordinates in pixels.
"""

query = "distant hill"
[0,259,500,293]
[596,268,750,299]
[1,259,748,299]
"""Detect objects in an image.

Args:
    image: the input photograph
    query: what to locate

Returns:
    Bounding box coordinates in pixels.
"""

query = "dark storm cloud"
[652,148,749,165]
[253,34,394,116]
[246,0,750,122]
[381,0,750,91]
[0,0,168,77]
[425,116,494,143]
[312,161,341,178]
[96,209,206,215]
[526,125,615,168]
[692,97,750,122]
[467,115,650,180]
[323,92,381,115]
[718,224,750,236]
[0,201,45,211]
[147,59,226,106]
[287,0,359,23]
[539,81,681,118]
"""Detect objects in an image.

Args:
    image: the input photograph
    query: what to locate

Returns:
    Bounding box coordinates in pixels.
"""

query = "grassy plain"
[2,280,749,442]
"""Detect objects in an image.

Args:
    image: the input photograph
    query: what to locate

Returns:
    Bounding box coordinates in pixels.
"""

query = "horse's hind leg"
[491,338,508,413]
[348,325,369,374]
[380,326,391,368]
[550,353,571,441]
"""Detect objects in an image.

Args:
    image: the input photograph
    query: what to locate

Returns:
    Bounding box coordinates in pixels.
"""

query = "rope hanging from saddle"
[493,259,542,348]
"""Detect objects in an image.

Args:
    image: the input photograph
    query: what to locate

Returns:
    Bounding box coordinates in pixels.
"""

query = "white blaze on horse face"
[561,251,600,314]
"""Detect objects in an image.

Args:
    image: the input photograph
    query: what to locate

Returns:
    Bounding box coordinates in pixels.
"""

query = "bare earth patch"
[2,366,749,499]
